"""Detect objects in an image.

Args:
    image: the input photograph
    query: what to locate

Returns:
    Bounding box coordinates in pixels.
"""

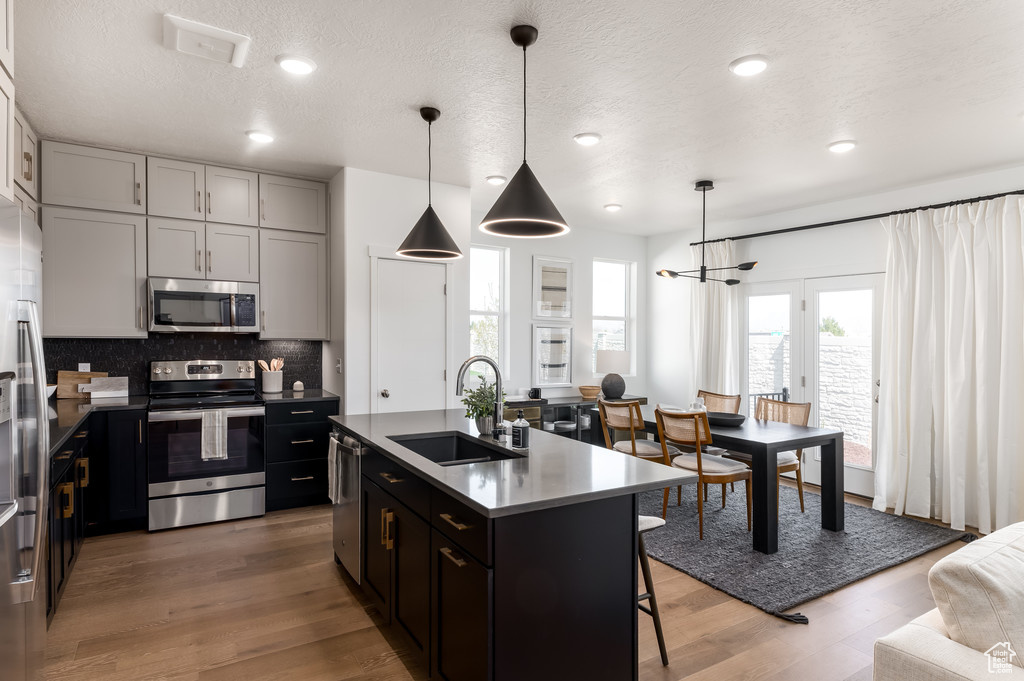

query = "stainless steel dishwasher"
[331,431,362,584]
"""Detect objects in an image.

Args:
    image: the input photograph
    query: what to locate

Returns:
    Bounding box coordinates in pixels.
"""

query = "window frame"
[468,244,509,378]
[591,258,635,376]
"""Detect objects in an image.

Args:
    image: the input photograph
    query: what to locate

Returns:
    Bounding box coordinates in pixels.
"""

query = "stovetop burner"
[148,393,264,411]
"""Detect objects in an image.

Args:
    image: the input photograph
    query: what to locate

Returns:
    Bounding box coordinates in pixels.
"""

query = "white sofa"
[874,521,1024,680]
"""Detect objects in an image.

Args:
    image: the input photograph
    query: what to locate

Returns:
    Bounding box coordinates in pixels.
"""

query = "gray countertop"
[261,389,339,403]
[330,408,693,519]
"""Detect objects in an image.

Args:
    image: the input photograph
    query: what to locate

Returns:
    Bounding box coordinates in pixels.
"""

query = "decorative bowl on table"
[707,411,746,427]
[578,385,601,400]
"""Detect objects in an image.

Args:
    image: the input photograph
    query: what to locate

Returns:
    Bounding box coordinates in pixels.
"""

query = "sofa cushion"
[928,521,1024,667]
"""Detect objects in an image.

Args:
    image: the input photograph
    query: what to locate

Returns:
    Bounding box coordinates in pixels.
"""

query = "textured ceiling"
[12,0,1024,236]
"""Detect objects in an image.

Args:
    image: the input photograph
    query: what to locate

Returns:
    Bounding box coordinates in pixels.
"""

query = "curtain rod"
[690,188,1024,246]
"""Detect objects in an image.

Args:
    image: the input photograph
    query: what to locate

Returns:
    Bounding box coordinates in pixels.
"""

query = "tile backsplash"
[43,335,323,395]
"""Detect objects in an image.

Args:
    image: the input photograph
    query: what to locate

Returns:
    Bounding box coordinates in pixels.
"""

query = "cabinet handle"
[73,431,88,439]
[207,250,212,272]
[291,410,314,415]
[290,475,314,481]
[385,510,394,550]
[77,458,90,488]
[196,190,201,213]
[55,450,73,461]
[440,547,467,568]
[207,191,212,215]
[379,472,403,484]
[261,310,266,333]
[60,482,74,519]
[135,182,142,205]
[380,508,387,546]
[138,419,143,444]
[260,198,266,222]
[439,513,471,531]
[196,249,202,271]
[291,439,315,445]
[23,151,32,181]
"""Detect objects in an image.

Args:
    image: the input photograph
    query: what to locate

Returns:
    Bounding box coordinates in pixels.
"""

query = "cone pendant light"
[479,25,569,238]
[396,107,463,260]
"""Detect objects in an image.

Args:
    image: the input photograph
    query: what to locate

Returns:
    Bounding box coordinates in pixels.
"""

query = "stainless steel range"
[147,360,265,531]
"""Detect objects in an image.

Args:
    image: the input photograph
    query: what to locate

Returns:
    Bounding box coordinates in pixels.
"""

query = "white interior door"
[801,274,882,497]
[374,258,447,413]
[741,281,802,417]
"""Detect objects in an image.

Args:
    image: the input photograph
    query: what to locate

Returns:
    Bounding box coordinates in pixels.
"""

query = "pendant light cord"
[700,187,706,269]
[522,44,527,163]
[427,120,432,206]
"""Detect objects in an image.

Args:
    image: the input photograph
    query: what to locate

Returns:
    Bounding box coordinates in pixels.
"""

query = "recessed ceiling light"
[573,132,602,146]
[246,130,274,143]
[728,55,769,77]
[485,175,507,186]
[828,139,857,153]
[276,55,317,75]
[603,203,622,213]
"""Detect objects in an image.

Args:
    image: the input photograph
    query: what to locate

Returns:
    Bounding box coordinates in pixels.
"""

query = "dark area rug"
[638,484,973,623]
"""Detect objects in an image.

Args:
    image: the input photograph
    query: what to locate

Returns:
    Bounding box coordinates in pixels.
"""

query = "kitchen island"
[330,408,694,681]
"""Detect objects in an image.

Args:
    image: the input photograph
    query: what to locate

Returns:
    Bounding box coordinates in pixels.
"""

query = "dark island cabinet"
[361,477,430,659]
[431,529,492,681]
[47,422,90,624]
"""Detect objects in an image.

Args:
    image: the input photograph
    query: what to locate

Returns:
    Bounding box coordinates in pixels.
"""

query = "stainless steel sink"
[389,431,523,466]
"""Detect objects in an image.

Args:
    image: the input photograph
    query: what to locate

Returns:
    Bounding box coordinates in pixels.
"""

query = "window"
[469,246,506,384]
[592,259,633,372]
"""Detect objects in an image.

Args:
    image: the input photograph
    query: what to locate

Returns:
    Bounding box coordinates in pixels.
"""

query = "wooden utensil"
[56,370,108,399]
[258,360,270,372]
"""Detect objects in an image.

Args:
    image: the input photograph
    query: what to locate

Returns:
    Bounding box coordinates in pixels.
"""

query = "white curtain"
[690,240,739,395]
[875,195,1024,533]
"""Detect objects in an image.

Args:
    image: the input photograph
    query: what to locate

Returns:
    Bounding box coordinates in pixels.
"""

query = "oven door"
[148,278,237,333]
[147,406,265,496]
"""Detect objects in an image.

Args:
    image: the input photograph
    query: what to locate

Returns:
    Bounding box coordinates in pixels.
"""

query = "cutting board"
[56,370,108,399]
[79,376,129,399]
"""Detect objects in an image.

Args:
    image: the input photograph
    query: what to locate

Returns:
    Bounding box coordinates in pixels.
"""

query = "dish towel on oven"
[328,434,341,504]
[201,410,229,460]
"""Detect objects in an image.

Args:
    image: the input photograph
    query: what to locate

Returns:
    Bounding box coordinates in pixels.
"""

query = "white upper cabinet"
[13,185,37,226]
[259,229,327,339]
[0,0,11,79]
[207,166,259,226]
[149,219,258,282]
[148,158,259,226]
[0,67,12,204]
[13,109,37,199]
[259,174,326,233]
[42,207,148,338]
[147,157,204,220]
[41,141,146,214]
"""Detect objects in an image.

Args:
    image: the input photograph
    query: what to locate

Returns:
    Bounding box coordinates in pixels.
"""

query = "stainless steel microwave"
[148,278,260,333]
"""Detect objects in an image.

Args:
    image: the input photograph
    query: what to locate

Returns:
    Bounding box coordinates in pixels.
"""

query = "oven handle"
[148,406,267,422]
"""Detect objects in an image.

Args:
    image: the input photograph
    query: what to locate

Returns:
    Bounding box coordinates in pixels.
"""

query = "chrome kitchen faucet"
[455,356,503,426]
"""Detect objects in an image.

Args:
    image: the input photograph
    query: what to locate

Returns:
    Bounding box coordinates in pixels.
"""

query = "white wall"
[324,167,471,414]
[647,162,1024,408]
[472,219,649,400]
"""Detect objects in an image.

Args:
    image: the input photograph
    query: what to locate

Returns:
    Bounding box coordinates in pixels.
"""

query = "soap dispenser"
[511,409,530,450]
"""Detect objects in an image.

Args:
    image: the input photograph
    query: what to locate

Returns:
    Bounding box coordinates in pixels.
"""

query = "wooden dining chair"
[696,389,741,414]
[656,409,751,539]
[724,397,812,512]
[598,400,681,518]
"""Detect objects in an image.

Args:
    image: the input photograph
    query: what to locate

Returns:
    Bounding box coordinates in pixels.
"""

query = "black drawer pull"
[291,410,314,415]
[290,439,315,445]
[439,513,471,531]
[379,472,403,484]
[290,475,315,481]
[440,547,466,568]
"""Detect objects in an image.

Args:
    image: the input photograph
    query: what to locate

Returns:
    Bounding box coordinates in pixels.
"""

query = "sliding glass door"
[742,274,881,497]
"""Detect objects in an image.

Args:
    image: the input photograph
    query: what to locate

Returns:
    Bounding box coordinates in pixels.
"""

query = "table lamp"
[596,350,630,400]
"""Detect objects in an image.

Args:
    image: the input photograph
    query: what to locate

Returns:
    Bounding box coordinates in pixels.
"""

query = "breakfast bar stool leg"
[638,532,669,666]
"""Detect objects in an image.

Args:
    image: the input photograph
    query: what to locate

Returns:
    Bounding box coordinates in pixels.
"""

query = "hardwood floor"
[44,495,967,681]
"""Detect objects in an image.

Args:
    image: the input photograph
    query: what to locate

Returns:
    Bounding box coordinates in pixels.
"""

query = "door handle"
[380,389,390,398]
[291,439,315,445]
[135,182,142,205]
[207,250,212,272]
[207,191,212,215]
[380,509,394,550]
[290,476,314,481]
[196,190,202,213]
[60,482,74,519]
[440,547,467,568]
[290,410,314,415]
[77,458,90,487]
[260,198,266,222]
[379,472,403,484]
[196,249,202,271]
[439,513,470,531]
[24,151,32,181]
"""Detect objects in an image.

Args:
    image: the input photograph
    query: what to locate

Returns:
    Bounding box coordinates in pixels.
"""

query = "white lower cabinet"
[42,207,148,338]
[259,229,327,339]
[148,219,258,282]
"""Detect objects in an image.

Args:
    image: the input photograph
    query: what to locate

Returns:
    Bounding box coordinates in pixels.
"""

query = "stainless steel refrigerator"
[0,199,49,681]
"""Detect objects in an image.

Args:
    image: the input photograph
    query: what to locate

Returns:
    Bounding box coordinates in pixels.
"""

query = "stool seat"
[638,515,666,533]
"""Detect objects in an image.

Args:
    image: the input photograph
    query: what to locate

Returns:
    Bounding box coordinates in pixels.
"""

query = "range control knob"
[152,367,162,374]
[163,367,173,374]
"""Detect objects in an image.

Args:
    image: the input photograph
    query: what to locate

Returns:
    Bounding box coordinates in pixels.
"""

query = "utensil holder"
[262,371,283,393]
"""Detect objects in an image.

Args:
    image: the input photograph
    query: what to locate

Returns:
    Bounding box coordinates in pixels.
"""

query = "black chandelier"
[655,180,757,285]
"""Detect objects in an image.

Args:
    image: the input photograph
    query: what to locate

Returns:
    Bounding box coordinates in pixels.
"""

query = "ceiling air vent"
[162,14,251,68]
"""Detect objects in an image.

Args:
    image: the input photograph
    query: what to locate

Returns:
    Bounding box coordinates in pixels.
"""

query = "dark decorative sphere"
[601,373,626,400]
